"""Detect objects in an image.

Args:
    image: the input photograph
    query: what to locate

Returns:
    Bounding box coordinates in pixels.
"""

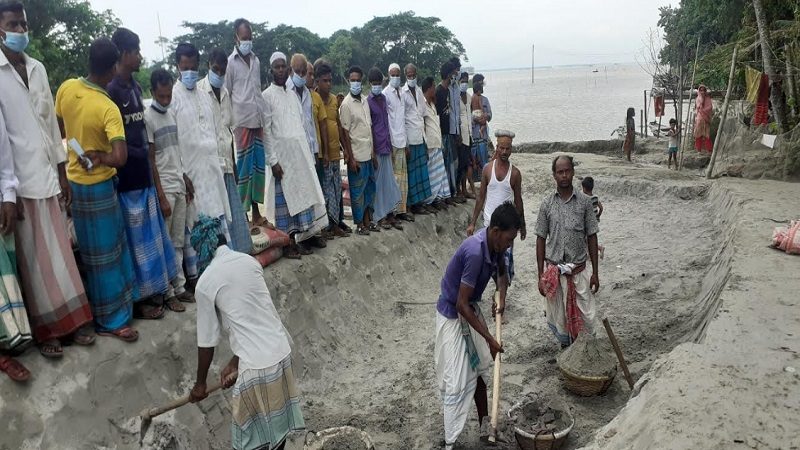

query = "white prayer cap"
[388,63,401,73]
[270,51,287,65]
[495,129,515,139]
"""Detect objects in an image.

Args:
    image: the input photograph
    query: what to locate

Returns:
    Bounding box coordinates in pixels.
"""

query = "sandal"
[176,291,196,303]
[368,223,381,232]
[98,326,139,343]
[72,325,96,346]
[0,355,30,382]
[307,236,327,249]
[332,226,348,238]
[134,302,165,320]
[297,242,313,255]
[166,297,186,312]
[391,221,404,230]
[283,246,302,260]
[39,339,63,359]
[356,227,370,236]
[378,220,392,230]
[339,223,353,234]
[398,213,415,222]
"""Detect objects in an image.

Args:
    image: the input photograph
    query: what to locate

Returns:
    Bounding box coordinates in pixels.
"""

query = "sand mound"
[557,333,617,378]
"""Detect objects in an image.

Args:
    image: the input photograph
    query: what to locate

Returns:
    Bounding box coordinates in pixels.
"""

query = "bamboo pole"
[677,57,684,161]
[706,45,738,179]
[643,90,649,137]
[679,39,701,171]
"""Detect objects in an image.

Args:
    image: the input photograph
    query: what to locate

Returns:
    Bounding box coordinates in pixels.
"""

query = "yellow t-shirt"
[310,90,327,156]
[320,92,342,161]
[55,78,125,185]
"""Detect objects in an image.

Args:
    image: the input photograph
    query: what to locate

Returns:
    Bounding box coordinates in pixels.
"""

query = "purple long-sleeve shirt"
[368,92,393,156]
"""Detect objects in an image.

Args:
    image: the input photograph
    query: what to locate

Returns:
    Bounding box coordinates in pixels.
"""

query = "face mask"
[451,74,458,83]
[238,40,253,56]
[180,70,199,90]
[407,78,417,89]
[208,70,225,89]
[291,73,306,89]
[151,101,170,113]
[1,31,29,53]
[350,81,362,96]
[460,82,468,93]
[371,85,382,96]
[389,76,401,89]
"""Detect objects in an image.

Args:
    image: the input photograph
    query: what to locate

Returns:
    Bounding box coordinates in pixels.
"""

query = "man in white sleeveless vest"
[466,130,526,282]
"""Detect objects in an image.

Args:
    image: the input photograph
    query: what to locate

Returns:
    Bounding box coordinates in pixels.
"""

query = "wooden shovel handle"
[489,291,503,442]
[141,372,237,420]
[603,318,634,390]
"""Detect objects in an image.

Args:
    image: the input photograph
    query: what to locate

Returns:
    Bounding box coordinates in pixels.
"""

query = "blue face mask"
[238,40,253,56]
[291,73,306,89]
[389,76,401,89]
[151,101,170,113]
[1,31,29,53]
[180,70,199,90]
[208,70,225,89]
[350,81,362,96]
[371,85,382,96]
[407,78,417,89]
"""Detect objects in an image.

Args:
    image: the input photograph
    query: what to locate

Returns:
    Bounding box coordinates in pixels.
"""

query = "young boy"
[145,69,196,311]
[667,118,679,170]
[582,176,604,259]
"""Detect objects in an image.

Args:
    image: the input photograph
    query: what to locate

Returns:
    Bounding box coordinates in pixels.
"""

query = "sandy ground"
[1,151,798,449]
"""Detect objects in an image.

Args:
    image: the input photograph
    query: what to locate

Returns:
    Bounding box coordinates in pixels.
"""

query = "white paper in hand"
[67,138,94,170]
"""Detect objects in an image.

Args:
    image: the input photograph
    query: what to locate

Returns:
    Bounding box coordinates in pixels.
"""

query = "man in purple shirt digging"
[433,202,520,449]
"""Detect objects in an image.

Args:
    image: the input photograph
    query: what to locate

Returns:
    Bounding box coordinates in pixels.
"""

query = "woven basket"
[508,402,575,450]
[558,365,616,396]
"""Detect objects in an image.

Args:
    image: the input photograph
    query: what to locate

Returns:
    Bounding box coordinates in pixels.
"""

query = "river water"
[477,63,685,143]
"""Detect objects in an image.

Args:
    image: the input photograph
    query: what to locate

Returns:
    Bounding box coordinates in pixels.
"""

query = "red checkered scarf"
[542,263,586,341]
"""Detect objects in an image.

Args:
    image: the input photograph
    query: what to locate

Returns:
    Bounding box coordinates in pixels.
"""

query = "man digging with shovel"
[434,202,520,449]
[188,215,305,450]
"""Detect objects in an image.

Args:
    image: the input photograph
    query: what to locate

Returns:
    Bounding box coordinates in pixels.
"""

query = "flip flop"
[72,326,96,346]
[98,326,139,343]
[356,227,370,236]
[176,291,196,303]
[368,223,381,232]
[378,220,392,230]
[133,303,165,320]
[297,243,313,255]
[166,297,186,312]
[283,247,302,260]
[391,221,404,230]
[38,339,63,359]
[0,356,30,382]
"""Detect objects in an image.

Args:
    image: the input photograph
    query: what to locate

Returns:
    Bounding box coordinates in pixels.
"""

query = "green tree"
[23,0,120,92]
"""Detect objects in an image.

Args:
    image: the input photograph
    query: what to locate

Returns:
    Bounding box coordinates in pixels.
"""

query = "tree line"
[21,1,466,94]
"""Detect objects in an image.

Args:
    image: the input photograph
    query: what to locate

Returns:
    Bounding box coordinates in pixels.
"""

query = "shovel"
[138,372,237,442]
[488,291,503,443]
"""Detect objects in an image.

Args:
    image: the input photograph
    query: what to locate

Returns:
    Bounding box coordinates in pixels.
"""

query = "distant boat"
[592,69,599,73]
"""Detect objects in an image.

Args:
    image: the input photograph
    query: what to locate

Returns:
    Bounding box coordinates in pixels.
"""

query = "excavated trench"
[0,153,736,450]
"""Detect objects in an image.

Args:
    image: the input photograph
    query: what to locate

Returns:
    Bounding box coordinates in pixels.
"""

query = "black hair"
[367,67,383,83]
[669,118,677,124]
[150,68,173,92]
[421,76,435,92]
[0,1,24,15]
[439,61,452,80]
[88,38,120,76]
[449,56,461,70]
[459,71,469,81]
[474,84,484,94]
[626,107,635,120]
[581,176,594,192]
[489,202,521,231]
[233,18,251,34]
[473,73,485,84]
[551,155,575,173]
[208,47,228,67]
[314,62,332,79]
[175,42,199,65]
[111,27,140,54]
[347,65,363,77]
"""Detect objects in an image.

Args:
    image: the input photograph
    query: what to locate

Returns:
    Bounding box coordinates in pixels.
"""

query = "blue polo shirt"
[437,228,503,319]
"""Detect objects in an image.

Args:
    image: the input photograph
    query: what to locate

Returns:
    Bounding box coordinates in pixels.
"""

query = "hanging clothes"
[745,66,762,104]
[753,74,770,126]
[653,95,665,117]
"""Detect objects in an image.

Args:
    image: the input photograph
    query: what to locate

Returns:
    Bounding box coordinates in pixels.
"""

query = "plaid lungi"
[442,134,458,196]
[70,179,135,332]
[225,173,253,254]
[15,196,92,342]
[235,127,266,208]
[321,161,342,226]
[372,153,401,222]
[0,234,32,351]
[163,191,192,298]
[425,147,451,204]
[392,147,408,214]
[471,139,489,182]
[347,161,376,224]
[274,179,315,235]
[119,186,177,300]
[231,355,306,450]
[407,143,432,206]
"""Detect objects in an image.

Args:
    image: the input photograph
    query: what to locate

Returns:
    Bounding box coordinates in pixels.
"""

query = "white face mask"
[407,78,417,89]
[389,76,401,89]
[238,40,253,56]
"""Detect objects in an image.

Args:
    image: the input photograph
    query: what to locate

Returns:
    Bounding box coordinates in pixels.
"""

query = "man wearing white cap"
[383,62,413,222]
[261,52,328,258]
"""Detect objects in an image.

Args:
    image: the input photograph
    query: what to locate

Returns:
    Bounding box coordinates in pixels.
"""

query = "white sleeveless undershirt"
[483,160,515,226]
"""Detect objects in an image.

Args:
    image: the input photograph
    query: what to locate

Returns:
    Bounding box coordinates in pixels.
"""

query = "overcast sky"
[89,0,674,69]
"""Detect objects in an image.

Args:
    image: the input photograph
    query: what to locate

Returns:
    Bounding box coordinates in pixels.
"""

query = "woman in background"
[623,107,635,162]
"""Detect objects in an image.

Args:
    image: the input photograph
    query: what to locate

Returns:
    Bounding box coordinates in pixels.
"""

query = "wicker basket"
[303,426,375,450]
[558,365,616,396]
[508,402,575,450]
